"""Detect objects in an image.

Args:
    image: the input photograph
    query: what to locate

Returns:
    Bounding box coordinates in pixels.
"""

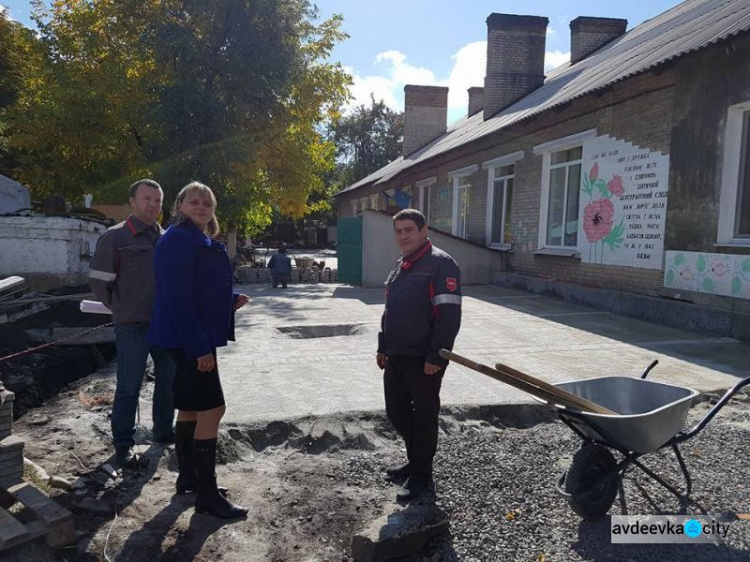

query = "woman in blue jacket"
[149,181,249,519]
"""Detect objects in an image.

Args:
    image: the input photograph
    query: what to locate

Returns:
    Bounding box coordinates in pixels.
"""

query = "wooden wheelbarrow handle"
[439,349,616,415]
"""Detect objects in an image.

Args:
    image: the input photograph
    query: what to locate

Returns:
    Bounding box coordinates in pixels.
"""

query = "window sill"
[487,243,511,252]
[713,242,750,255]
[533,247,581,258]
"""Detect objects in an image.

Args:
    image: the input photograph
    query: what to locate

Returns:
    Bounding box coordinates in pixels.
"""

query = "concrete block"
[0,435,24,453]
[351,505,449,562]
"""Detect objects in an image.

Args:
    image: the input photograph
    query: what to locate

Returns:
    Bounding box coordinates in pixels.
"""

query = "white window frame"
[484,151,524,249]
[351,199,359,215]
[718,100,750,246]
[448,164,478,238]
[370,194,379,211]
[534,130,596,252]
[415,176,436,220]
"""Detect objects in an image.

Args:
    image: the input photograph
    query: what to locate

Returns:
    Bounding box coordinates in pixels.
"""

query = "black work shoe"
[116,447,147,470]
[385,462,411,481]
[396,473,431,502]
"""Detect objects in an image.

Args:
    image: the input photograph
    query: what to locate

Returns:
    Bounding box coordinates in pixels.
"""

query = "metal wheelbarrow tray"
[545,362,750,519]
[549,375,699,454]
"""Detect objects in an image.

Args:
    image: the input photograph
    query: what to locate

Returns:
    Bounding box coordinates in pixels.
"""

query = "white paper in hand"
[80,300,112,315]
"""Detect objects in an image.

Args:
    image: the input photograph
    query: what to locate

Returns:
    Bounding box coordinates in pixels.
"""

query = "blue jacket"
[148,221,236,359]
[377,241,462,367]
[268,253,292,275]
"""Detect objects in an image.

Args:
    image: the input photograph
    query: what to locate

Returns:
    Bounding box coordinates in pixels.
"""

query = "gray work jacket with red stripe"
[88,215,163,324]
[377,240,462,367]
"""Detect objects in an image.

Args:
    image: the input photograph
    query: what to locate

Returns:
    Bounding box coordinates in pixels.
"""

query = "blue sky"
[2,0,685,123]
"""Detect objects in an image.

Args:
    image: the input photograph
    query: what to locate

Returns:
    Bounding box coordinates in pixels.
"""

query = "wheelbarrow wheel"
[564,444,618,519]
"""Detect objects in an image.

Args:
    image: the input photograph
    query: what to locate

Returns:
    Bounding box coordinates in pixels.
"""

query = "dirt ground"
[4,363,750,562]
[4,364,412,562]
[2,299,749,561]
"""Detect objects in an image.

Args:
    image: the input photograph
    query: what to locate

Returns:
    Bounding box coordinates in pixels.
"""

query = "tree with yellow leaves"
[5,0,350,233]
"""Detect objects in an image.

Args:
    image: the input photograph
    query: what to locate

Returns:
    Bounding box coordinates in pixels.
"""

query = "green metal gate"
[337,216,363,286]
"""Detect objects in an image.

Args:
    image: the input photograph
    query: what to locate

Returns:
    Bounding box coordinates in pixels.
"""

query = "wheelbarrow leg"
[630,444,692,500]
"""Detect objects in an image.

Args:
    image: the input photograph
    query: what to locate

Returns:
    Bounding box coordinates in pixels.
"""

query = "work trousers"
[112,323,175,448]
[383,354,445,475]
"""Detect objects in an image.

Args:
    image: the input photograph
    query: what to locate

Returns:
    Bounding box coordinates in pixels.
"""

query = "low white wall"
[361,210,503,287]
[0,217,106,279]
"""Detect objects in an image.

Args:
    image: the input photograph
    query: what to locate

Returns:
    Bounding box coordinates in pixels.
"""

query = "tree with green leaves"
[0,9,35,177]
[329,95,403,188]
[5,0,350,234]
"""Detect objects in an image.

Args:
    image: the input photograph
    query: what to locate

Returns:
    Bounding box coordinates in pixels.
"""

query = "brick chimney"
[468,87,484,117]
[570,17,627,64]
[402,85,448,158]
[483,14,548,121]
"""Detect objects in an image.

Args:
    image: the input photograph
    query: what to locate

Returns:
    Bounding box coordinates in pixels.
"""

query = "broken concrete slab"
[351,504,449,562]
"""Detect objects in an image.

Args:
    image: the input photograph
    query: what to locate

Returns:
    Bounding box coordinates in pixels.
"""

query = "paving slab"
[219,284,750,424]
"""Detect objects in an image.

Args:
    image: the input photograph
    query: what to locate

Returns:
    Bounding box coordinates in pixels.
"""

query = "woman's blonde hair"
[172,181,221,237]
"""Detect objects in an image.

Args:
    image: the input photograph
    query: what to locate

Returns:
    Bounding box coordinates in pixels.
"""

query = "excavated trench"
[0,290,115,419]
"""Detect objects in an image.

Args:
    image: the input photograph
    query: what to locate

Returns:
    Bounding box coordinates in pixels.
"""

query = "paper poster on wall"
[578,135,669,269]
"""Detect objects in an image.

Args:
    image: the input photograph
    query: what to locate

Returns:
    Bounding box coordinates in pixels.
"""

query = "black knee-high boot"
[175,421,198,494]
[174,422,227,496]
[194,438,248,519]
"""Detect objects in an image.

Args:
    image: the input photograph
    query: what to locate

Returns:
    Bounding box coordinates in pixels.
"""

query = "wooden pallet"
[0,482,74,551]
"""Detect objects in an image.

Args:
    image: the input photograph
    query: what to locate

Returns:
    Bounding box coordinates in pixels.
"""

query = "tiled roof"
[337,0,750,196]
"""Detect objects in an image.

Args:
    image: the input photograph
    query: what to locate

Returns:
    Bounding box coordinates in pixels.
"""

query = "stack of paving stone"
[0,382,74,550]
[234,265,257,284]
[0,387,21,486]
[256,268,271,283]
[233,264,338,285]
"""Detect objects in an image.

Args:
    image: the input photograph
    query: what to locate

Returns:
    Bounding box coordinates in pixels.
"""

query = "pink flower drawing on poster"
[581,162,625,262]
[589,162,599,182]
[583,198,614,243]
[607,174,624,196]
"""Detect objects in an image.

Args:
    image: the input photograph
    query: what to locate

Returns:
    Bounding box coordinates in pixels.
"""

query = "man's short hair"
[129,179,162,198]
[393,208,426,231]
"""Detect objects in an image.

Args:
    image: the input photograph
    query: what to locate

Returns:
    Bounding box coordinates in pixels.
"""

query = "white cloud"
[344,43,570,120]
[547,26,556,35]
[344,50,438,113]
[545,50,570,71]
[445,41,485,111]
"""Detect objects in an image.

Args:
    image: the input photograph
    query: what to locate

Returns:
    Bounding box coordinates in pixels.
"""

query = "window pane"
[565,163,581,246]
[495,164,514,178]
[458,175,471,188]
[504,178,513,244]
[423,186,431,220]
[456,186,469,238]
[546,167,566,245]
[551,146,583,165]
[432,184,453,232]
[491,180,504,244]
[738,113,750,236]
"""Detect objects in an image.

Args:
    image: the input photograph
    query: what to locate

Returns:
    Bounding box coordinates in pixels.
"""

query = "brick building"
[335,0,750,341]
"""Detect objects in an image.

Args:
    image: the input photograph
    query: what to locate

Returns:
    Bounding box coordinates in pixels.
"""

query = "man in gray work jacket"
[88,179,175,468]
[376,209,462,501]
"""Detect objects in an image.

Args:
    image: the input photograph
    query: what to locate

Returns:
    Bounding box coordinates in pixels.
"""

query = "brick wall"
[367,69,678,297]
[570,17,627,64]
[484,14,548,119]
[403,86,448,157]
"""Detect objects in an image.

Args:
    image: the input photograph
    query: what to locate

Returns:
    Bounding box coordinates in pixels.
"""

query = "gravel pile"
[337,396,750,561]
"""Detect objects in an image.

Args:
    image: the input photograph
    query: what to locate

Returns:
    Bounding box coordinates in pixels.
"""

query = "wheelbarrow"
[439,349,750,519]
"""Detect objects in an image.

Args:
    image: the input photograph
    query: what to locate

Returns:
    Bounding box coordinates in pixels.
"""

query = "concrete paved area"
[220,283,750,424]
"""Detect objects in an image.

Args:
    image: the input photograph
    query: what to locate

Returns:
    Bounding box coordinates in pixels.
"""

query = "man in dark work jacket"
[376,208,462,501]
[88,179,175,468]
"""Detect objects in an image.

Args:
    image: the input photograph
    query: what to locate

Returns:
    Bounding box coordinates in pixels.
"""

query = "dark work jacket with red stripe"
[88,215,163,324]
[378,241,462,367]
